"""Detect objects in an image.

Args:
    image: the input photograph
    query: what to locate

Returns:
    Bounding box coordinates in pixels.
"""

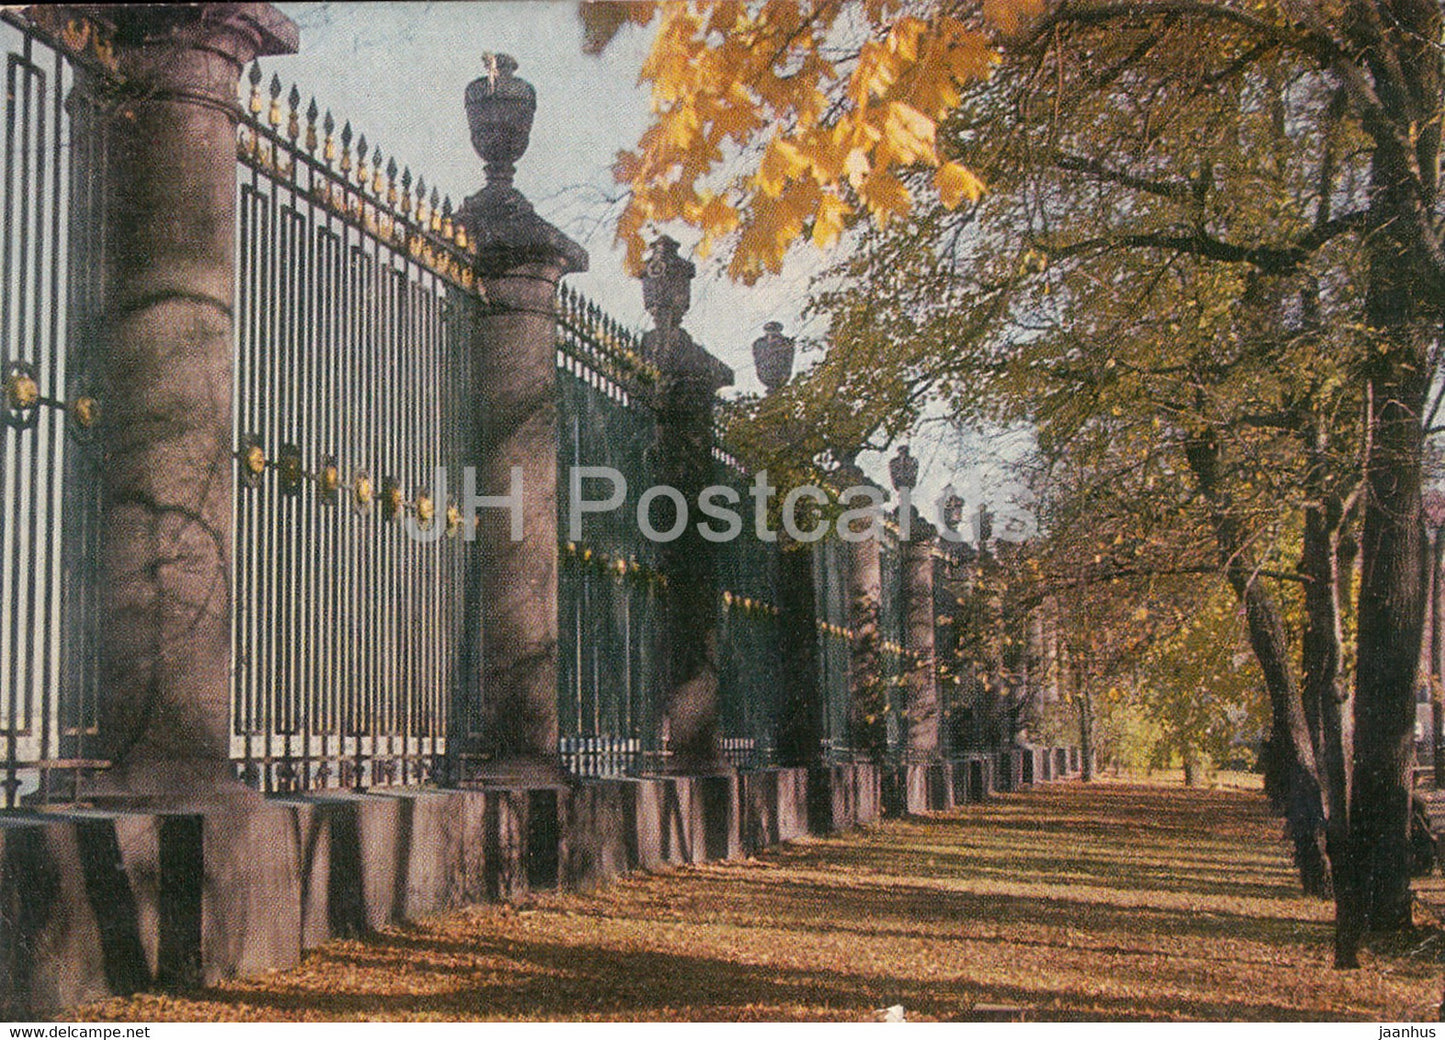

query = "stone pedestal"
[903,519,940,759]
[83,4,296,802]
[846,518,886,759]
[459,193,585,784]
[455,56,587,785]
[640,239,733,773]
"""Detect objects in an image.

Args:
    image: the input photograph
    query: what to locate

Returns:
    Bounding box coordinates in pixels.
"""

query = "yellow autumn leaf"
[859,169,910,227]
[881,101,937,165]
[756,137,810,197]
[983,0,1045,33]
[812,191,849,248]
[934,161,984,208]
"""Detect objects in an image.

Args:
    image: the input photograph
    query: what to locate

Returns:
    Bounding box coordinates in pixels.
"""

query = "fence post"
[903,529,941,759]
[457,56,586,784]
[841,458,886,760]
[82,5,296,801]
[641,237,733,773]
[890,447,940,762]
[776,541,822,766]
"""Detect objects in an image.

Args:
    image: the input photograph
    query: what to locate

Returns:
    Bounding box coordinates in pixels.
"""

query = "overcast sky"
[269,2,1031,537]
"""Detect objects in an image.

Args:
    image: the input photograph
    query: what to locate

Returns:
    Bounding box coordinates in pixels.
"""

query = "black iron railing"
[0,10,113,807]
[231,67,483,793]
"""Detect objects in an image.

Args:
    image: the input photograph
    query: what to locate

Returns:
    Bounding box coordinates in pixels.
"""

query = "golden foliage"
[586,1,1027,282]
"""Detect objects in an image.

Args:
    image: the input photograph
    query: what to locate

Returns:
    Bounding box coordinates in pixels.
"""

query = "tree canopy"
[588,0,1445,966]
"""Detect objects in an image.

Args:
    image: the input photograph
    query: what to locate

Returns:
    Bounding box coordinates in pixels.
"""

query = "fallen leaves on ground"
[73,780,1445,1021]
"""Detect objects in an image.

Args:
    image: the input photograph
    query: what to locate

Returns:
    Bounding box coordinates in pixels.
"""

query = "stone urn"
[465,53,534,189]
[752,321,794,394]
[642,235,694,331]
[889,444,918,493]
[941,484,965,534]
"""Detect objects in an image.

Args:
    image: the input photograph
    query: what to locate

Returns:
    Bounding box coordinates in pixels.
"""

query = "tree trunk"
[1301,492,1353,935]
[1078,687,1095,782]
[1351,341,1428,943]
[1338,0,1444,962]
[1185,429,1330,895]
[1432,524,1444,789]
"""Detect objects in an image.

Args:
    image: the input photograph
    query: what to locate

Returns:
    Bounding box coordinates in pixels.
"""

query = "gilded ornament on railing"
[446,503,462,538]
[239,436,266,489]
[6,370,38,410]
[353,471,374,513]
[305,98,319,153]
[268,73,282,128]
[248,62,263,115]
[339,120,353,175]
[318,457,340,502]
[415,491,435,527]
[286,84,301,141]
[70,395,98,430]
[2,363,40,430]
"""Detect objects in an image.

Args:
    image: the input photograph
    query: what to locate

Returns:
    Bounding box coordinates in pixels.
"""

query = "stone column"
[839,458,886,760]
[642,238,733,773]
[458,56,587,785]
[753,324,822,767]
[889,446,940,760]
[83,4,296,800]
[903,527,941,758]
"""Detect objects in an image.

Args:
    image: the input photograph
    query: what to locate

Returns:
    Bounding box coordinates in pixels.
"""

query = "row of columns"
[70,2,943,805]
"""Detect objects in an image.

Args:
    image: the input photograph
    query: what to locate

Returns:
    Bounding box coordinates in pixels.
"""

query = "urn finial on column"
[642,235,694,331]
[752,321,795,394]
[465,52,534,192]
[940,483,965,534]
[458,52,586,277]
[889,443,918,494]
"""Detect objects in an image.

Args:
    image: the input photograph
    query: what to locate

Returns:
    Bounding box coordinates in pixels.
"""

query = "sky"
[270,2,1031,538]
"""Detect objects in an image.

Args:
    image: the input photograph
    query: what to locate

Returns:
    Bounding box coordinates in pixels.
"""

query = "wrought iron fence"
[0,30,979,805]
[715,461,782,769]
[231,68,483,793]
[0,11,113,808]
[555,285,663,776]
[813,537,854,761]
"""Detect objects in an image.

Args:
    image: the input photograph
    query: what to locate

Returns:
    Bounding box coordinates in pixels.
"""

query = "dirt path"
[75,781,1443,1021]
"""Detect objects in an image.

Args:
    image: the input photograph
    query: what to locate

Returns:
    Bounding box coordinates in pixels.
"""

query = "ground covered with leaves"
[76,781,1444,1021]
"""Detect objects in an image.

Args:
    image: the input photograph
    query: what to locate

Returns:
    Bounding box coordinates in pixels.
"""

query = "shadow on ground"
[73,782,1444,1022]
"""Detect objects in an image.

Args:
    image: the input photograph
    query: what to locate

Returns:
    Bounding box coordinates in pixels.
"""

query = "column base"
[68,758,263,811]
[458,754,572,788]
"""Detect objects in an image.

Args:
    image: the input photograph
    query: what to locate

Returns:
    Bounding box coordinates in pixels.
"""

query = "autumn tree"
[589,0,1445,966]
[791,17,1367,908]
